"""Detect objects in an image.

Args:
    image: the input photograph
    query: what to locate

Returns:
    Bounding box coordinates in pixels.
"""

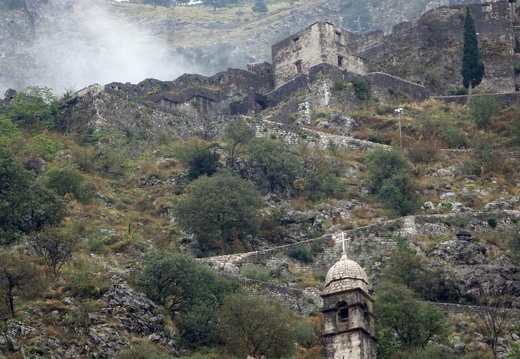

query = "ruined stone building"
[271,22,368,88]
[321,250,376,359]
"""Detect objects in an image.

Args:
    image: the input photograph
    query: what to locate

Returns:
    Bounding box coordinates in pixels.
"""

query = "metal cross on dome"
[340,232,351,254]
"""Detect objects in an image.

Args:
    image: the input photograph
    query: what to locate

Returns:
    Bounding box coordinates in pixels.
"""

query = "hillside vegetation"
[0,82,520,358]
[0,1,519,358]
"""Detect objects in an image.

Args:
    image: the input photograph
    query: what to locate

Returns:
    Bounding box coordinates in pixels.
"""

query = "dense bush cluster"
[365,148,420,215]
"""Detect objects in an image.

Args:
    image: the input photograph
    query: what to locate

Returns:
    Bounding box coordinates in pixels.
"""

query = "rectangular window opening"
[295,60,302,74]
[338,55,344,67]
[293,36,302,51]
[335,31,342,43]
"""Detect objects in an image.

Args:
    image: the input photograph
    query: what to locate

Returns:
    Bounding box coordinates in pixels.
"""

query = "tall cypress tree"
[461,7,485,98]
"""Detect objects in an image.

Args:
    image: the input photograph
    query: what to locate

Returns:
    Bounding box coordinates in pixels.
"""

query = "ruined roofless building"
[321,245,376,359]
[271,22,368,88]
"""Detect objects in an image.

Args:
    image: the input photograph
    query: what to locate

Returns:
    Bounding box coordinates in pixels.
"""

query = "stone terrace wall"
[203,209,520,278]
[366,72,430,102]
[434,92,520,106]
[267,63,429,110]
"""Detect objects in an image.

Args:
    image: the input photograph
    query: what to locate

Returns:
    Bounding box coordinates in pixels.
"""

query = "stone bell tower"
[321,237,376,359]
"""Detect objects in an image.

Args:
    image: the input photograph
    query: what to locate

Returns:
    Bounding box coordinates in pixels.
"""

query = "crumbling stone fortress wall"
[353,1,518,94]
[75,0,520,133]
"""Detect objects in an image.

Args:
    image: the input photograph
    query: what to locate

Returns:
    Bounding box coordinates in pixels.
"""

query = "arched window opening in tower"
[337,301,349,322]
[363,303,370,325]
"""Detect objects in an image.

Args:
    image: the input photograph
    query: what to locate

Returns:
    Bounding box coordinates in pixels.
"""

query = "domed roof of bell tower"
[322,252,369,295]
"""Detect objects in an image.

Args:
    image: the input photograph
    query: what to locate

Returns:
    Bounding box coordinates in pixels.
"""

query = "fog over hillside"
[0,0,195,94]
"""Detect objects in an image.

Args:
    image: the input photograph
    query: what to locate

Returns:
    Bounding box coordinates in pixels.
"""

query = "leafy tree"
[244,137,303,195]
[0,252,41,318]
[28,134,64,161]
[461,7,485,98]
[31,227,76,278]
[377,172,420,216]
[298,145,346,201]
[137,252,237,345]
[0,148,66,243]
[138,252,236,316]
[252,0,268,13]
[173,139,219,181]
[469,289,517,359]
[376,281,446,352]
[175,170,262,253]
[217,293,296,359]
[224,118,255,169]
[365,148,410,192]
[365,148,420,215]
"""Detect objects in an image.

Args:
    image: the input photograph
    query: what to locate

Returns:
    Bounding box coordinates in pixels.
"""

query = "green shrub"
[241,264,273,282]
[65,258,108,299]
[469,95,500,129]
[95,147,127,177]
[365,148,420,215]
[367,134,387,144]
[487,217,498,228]
[441,126,466,148]
[332,80,348,91]
[314,111,329,119]
[352,76,369,101]
[6,87,59,130]
[43,166,96,203]
[28,134,64,161]
[415,64,442,88]
[406,141,437,164]
[0,116,22,149]
[448,86,468,95]
[287,247,314,263]
[172,140,219,181]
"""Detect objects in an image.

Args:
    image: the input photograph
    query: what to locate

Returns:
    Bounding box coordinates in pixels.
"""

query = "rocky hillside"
[1,1,520,359]
[1,69,520,358]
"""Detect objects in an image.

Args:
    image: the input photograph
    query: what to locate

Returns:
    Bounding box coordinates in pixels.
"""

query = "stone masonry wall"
[355,2,516,95]
[272,22,324,88]
[434,92,520,106]
[272,22,367,88]
[267,63,429,113]
[366,72,430,102]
